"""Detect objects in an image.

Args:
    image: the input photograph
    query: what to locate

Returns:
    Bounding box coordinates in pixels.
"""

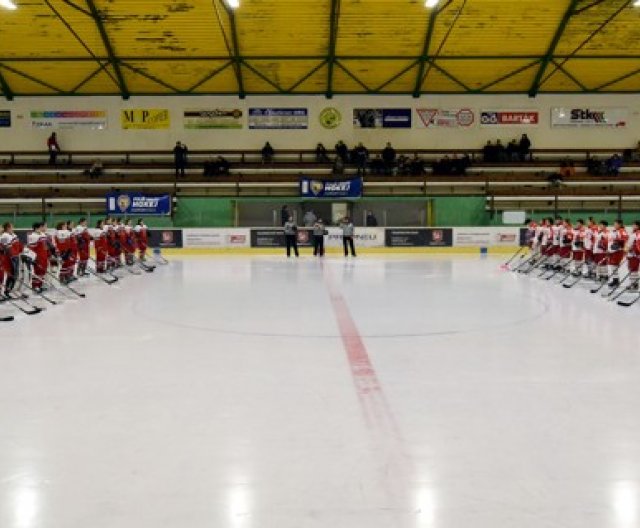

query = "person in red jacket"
[75,218,92,276]
[134,218,149,261]
[0,222,23,296]
[94,220,108,273]
[47,132,61,165]
[28,222,49,292]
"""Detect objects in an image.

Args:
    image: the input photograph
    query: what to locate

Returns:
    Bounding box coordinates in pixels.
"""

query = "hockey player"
[122,219,137,265]
[558,218,573,271]
[626,221,640,291]
[134,218,148,261]
[0,222,23,297]
[75,218,92,276]
[570,219,586,276]
[67,220,78,280]
[593,220,610,283]
[548,216,563,270]
[54,221,73,283]
[115,218,125,265]
[608,219,629,288]
[94,220,108,273]
[583,218,598,278]
[105,218,119,270]
[28,222,50,292]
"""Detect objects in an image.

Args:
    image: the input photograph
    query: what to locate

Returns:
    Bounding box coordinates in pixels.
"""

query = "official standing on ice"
[312,218,326,257]
[283,216,299,258]
[341,217,356,257]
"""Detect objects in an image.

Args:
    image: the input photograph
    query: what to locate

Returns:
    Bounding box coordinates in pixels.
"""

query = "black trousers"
[313,235,325,256]
[343,236,356,256]
[285,234,299,257]
[175,161,186,176]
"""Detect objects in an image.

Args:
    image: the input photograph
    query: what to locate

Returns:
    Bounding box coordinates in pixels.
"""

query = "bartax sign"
[480,110,539,126]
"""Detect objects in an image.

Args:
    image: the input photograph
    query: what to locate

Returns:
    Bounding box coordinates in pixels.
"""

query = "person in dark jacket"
[261,142,274,164]
[312,218,326,257]
[366,211,378,227]
[519,134,532,161]
[335,140,349,163]
[47,132,61,165]
[173,141,188,177]
[283,216,299,258]
[382,142,396,175]
[280,205,290,226]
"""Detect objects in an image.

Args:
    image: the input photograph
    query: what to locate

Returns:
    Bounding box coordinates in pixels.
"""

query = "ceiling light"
[225,0,240,8]
[635,0,640,6]
[0,0,17,9]
[425,0,440,7]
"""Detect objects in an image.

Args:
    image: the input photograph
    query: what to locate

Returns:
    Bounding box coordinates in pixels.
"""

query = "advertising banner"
[30,110,107,130]
[251,228,313,248]
[106,192,172,216]
[480,110,539,126]
[182,228,250,248]
[248,108,308,129]
[300,177,363,199]
[121,109,170,130]
[147,229,183,248]
[0,110,10,128]
[416,108,475,128]
[184,109,243,129]
[353,108,412,129]
[453,227,520,247]
[551,107,628,128]
[251,227,385,248]
[385,228,453,248]
[325,227,385,248]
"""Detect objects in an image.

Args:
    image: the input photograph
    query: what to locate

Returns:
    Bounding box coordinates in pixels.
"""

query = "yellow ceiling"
[0,0,640,98]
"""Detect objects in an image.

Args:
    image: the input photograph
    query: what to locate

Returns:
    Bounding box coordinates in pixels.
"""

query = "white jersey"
[551,225,561,246]
[584,226,597,251]
[594,229,609,254]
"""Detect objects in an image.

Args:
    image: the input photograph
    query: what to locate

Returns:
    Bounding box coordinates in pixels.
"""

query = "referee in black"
[283,215,299,257]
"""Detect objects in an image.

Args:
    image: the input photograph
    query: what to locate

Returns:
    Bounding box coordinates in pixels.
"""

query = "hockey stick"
[604,272,630,300]
[0,315,14,322]
[88,258,119,283]
[16,260,59,305]
[151,249,169,265]
[2,293,43,315]
[133,256,155,272]
[501,247,525,269]
[46,270,86,299]
[590,259,626,294]
[618,292,640,307]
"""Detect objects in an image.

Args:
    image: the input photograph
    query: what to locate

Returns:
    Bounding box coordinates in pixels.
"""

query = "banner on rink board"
[452,227,520,247]
[121,109,170,130]
[550,107,628,128]
[182,228,250,248]
[480,110,539,126]
[248,108,308,129]
[30,110,107,130]
[106,192,172,216]
[385,228,453,248]
[300,177,363,199]
[0,110,10,127]
[353,108,412,129]
[147,229,183,249]
[250,228,385,248]
[183,109,243,130]
[416,108,475,128]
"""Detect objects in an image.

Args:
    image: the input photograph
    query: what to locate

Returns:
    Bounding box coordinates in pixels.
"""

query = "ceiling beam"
[412,6,441,98]
[0,69,14,101]
[85,0,130,99]
[326,0,341,99]
[528,0,581,97]
[221,3,246,99]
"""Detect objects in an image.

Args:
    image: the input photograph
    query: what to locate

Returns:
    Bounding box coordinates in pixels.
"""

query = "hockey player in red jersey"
[28,222,50,292]
[105,218,119,270]
[122,219,136,266]
[593,220,610,283]
[67,220,78,280]
[94,220,108,273]
[583,218,598,278]
[558,219,573,270]
[134,218,149,261]
[608,219,629,288]
[570,219,586,276]
[75,218,92,276]
[54,221,73,283]
[0,222,23,297]
[626,221,640,292]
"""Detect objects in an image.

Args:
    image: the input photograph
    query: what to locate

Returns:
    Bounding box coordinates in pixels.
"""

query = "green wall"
[174,197,234,227]
[432,196,489,227]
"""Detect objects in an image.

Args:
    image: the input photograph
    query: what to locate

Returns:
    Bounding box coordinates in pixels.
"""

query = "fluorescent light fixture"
[225,0,240,8]
[635,0,640,6]
[0,0,17,9]
[425,0,440,7]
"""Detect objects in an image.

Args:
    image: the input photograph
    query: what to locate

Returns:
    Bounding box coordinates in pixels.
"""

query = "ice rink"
[1,254,640,528]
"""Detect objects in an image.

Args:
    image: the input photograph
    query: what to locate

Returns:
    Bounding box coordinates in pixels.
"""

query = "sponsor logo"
[570,108,606,123]
[431,230,443,242]
[297,230,310,243]
[311,181,325,196]
[162,231,174,244]
[499,233,517,243]
[481,111,538,125]
[117,195,131,212]
[319,107,342,129]
[229,235,246,245]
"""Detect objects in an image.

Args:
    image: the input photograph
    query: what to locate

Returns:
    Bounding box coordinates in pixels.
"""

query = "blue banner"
[106,192,172,216]
[300,177,363,199]
[0,110,10,128]
[248,108,308,129]
[382,109,412,128]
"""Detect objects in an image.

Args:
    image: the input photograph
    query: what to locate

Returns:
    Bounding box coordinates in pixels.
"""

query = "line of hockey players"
[0,217,162,320]
[512,216,640,306]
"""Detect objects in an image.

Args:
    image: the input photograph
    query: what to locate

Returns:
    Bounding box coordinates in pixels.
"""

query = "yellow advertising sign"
[121,109,170,129]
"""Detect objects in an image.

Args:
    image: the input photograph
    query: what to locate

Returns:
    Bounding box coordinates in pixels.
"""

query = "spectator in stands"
[370,154,384,175]
[506,139,519,162]
[315,143,329,163]
[382,142,396,175]
[281,205,290,226]
[261,142,274,164]
[397,155,410,176]
[85,159,103,179]
[433,155,452,176]
[519,134,532,161]
[332,155,345,175]
[47,132,60,165]
[335,140,349,163]
[408,154,425,176]
[303,209,317,227]
[559,160,576,179]
[482,140,495,163]
[354,142,369,176]
[366,211,378,227]
[495,139,506,162]
[173,141,188,177]
[452,153,471,175]
[204,156,230,177]
[606,154,623,176]
[587,157,605,176]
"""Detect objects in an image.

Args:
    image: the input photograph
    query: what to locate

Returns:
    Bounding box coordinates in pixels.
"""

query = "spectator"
[261,142,274,164]
[366,211,378,227]
[482,140,494,163]
[433,155,452,176]
[519,134,532,161]
[370,154,384,175]
[495,139,506,162]
[204,156,230,177]
[303,209,317,227]
[47,132,60,165]
[315,143,329,163]
[559,160,576,179]
[280,205,290,226]
[84,158,103,179]
[382,142,396,175]
[452,153,471,175]
[606,154,623,176]
[335,140,349,163]
[173,141,188,177]
[354,142,369,176]
[587,157,605,176]
[332,155,345,175]
[408,154,425,176]
[506,140,519,162]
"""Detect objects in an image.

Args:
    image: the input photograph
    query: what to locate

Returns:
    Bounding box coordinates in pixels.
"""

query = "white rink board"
[453,227,521,247]
[325,227,385,248]
[182,228,250,248]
